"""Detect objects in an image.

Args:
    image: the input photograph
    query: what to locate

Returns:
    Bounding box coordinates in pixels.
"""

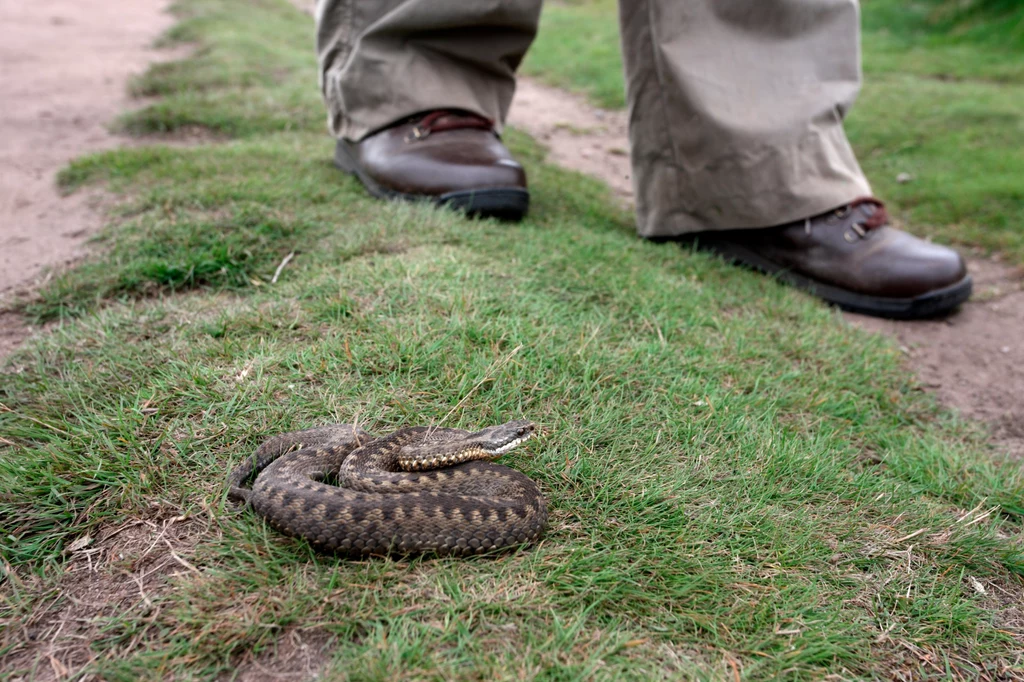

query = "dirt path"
[0,0,177,357]
[508,79,1024,459]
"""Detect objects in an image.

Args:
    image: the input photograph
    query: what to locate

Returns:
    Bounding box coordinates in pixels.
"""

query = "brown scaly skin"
[227,420,547,557]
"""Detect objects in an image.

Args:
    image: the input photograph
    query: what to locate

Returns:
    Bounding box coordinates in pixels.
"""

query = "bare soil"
[850,258,1024,459]
[219,629,335,682]
[507,78,1024,460]
[1,514,209,681]
[0,0,179,356]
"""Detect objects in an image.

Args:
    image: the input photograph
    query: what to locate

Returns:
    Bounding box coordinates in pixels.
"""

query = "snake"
[227,419,547,557]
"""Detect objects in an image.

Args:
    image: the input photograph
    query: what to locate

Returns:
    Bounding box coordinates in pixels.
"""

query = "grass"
[2,0,1024,679]
[522,0,1024,263]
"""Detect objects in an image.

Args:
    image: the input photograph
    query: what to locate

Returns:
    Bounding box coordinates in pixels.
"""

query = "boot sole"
[334,141,529,222]
[692,237,973,319]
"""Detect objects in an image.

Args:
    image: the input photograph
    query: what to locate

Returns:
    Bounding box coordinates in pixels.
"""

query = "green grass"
[2,0,1024,679]
[863,0,1024,52]
[522,0,1024,263]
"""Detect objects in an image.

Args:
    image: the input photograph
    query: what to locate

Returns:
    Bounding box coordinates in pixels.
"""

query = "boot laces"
[408,110,494,141]
[821,197,889,241]
[848,197,890,230]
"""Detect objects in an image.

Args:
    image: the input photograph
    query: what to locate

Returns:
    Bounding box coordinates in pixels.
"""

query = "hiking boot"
[334,110,529,221]
[691,197,971,318]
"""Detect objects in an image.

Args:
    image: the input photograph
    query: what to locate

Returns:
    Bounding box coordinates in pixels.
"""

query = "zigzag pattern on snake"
[227,420,547,556]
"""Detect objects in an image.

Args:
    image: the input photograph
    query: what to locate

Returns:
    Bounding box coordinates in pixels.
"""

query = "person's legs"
[618,0,970,317]
[619,0,869,235]
[315,0,541,219]
[316,0,540,141]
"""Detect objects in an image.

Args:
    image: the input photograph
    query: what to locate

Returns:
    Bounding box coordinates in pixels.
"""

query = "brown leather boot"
[334,110,529,221]
[690,198,971,318]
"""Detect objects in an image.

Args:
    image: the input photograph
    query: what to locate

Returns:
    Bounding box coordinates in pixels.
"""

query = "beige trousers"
[315,0,872,235]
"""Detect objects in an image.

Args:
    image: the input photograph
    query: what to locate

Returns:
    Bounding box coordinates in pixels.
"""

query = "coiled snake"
[227,420,547,556]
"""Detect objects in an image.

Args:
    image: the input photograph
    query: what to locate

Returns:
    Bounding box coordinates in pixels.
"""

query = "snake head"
[471,419,536,455]
[397,420,536,471]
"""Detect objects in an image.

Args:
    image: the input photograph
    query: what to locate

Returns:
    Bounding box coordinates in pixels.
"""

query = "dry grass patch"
[1,513,210,681]
[217,628,335,682]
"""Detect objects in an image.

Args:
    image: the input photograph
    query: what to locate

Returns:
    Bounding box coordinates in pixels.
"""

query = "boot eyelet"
[828,207,850,224]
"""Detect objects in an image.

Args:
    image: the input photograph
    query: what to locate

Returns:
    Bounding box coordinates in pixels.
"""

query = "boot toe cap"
[864,231,968,299]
